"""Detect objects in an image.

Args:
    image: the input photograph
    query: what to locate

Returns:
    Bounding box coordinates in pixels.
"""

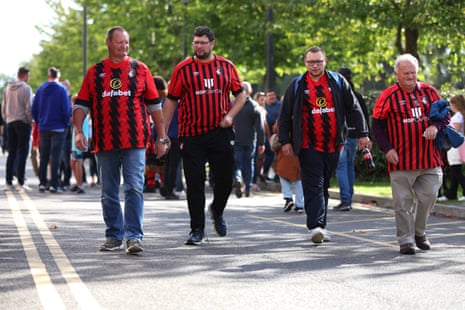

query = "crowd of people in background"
[1,66,100,194]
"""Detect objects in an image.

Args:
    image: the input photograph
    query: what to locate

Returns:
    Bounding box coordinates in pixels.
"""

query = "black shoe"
[234,181,242,198]
[209,204,227,236]
[400,243,416,255]
[159,186,167,197]
[143,185,156,193]
[415,235,432,250]
[165,192,180,200]
[333,202,352,211]
[283,199,294,212]
[185,229,204,245]
[213,217,227,236]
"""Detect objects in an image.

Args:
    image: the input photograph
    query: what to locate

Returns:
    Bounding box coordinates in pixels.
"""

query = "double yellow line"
[6,191,101,309]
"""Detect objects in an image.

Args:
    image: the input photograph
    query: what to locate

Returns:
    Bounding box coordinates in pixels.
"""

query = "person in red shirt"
[372,53,446,255]
[73,26,168,254]
[163,26,247,245]
[278,46,370,244]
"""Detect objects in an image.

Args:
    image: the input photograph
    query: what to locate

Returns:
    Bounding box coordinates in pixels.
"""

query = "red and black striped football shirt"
[75,57,160,152]
[301,73,338,153]
[372,82,442,172]
[167,55,242,137]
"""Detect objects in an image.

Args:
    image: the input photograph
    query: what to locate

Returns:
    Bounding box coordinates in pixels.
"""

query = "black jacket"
[278,70,369,155]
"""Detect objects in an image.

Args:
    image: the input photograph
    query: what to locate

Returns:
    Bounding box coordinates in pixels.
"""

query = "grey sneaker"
[126,239,143,254]
[3,184,15,191]
[99,238,123,251]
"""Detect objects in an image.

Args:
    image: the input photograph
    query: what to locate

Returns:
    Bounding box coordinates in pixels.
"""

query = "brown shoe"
[415,235,432,250]
[400,243,416,255]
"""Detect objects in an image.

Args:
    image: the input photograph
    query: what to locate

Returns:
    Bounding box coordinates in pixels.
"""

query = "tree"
[30,0,465,96]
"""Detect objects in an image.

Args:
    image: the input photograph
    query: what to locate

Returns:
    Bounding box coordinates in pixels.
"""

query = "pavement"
[329,189,465,220]
[261,179,465,220]
[2,153,465,309]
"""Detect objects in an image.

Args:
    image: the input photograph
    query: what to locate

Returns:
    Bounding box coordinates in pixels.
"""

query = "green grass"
[353,181,392,197]
[330,179,392,197]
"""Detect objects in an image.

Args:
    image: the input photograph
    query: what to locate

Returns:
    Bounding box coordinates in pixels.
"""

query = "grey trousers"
[389,167,442,245]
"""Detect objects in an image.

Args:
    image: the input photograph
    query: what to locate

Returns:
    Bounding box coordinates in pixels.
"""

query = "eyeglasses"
[192,41,211,46]
[306,60,324,66]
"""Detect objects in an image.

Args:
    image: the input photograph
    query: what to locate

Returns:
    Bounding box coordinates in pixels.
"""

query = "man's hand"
[385,149,399,165]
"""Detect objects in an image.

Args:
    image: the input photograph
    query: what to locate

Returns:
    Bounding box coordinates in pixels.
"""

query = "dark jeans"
[234,143,256,192]
[181,128,235,231]
[39,130,66,188]
[299,148,339,230]
[59,126,72,187]
[163,137,182,194]
[448,164,465,198]
[263,139,274,177]
[6,121,31,185]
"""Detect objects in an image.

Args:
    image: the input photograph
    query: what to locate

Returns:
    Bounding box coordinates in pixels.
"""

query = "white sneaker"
[322,229,331,242]
[458,196,465,202]
[17,184,32,192]
[437,196,448,202]
[310,227,324,243]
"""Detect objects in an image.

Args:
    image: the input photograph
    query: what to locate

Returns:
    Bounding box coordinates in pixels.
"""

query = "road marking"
[8,191,101,309]
[7,191,66,310]
[248,214,396,249]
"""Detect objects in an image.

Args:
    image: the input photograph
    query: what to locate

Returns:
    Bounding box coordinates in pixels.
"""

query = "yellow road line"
[7,191,66,310]
[10,191,101,309]
[248,214,393,249]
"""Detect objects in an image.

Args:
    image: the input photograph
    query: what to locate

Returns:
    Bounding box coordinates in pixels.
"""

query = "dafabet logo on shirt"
[101,78,132,98]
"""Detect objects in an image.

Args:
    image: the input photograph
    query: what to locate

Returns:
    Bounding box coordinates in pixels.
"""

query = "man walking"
[233,81,265,198]
[278,46,370,244]
[163,26,246,245]
[1,67,33,191]
[73,26,168,254]
[32,67,71,193]
[372,53,445,255]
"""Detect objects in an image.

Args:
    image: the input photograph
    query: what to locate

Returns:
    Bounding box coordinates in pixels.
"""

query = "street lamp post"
[265,7,275,91]
[183,0,188,59]
[82,4,87,77]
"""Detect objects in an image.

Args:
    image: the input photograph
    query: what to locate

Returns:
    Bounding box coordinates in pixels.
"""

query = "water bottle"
[362,147,375,171]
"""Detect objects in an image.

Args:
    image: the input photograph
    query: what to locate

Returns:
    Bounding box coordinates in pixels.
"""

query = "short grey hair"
[394,53,418,73]
[242,81,252,94]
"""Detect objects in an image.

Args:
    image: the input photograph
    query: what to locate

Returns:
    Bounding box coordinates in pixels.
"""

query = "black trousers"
[299,148,339,230]
[163,137,181,193]
[448,164,465,198]
[181,128,235,231]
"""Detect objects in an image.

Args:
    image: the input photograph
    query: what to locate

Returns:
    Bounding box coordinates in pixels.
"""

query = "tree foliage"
[28,0,465,98]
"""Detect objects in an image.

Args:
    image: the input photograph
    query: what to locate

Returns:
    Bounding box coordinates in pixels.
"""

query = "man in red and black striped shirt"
[372,53,446,255]
[278,46,370,244]
[163,26,247,245]
[73,26,168,254]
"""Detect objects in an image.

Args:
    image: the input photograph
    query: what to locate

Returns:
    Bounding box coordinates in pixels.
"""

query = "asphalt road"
[1,153,465,309]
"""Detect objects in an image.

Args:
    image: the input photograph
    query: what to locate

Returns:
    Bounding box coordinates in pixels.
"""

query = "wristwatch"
[158,137,170,145]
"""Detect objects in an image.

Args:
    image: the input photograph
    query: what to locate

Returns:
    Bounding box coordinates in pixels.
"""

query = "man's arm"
[162,98,178,133]
[219,91,247,128]
[72,107,88,151]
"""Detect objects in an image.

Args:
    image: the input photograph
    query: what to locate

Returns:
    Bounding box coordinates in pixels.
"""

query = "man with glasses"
[163,26,247,245]
[278,46,370,244]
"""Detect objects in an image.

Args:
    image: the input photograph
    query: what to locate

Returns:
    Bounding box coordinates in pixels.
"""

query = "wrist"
[157,137,169,145]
